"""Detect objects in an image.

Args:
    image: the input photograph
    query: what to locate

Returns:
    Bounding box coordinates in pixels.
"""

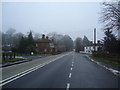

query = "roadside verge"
[85,55,120,77]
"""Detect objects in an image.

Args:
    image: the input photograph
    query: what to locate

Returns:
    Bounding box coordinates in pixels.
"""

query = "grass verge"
[90,56,120,68]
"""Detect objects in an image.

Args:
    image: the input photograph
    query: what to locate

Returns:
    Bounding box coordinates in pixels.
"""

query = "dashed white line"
[72,61,74,64]
[70,67,73,71]
[71,63,73,67]
[69,73,72,78]
[66,83,70,90]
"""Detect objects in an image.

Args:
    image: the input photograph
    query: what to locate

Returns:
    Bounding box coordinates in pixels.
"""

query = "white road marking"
[71,63,73,67]
[72,61,74,64]
[70,67,72,71]
[0,53,70,86]
[0,64,45,86]
[66,83,70,90]
[0,64,42,84]
[87,56,120,76]
[69,73,72,78]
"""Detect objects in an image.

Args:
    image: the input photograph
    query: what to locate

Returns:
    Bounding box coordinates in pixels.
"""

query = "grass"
[1,58,23,64]
[90,56,120,68]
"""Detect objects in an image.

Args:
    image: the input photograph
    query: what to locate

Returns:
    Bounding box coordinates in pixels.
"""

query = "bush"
[2,52,16,61]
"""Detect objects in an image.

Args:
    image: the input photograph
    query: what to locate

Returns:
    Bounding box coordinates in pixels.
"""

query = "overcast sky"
[2,2,104,41]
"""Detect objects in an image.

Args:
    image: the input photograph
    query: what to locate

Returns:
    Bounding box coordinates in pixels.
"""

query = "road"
[1,52,119,88]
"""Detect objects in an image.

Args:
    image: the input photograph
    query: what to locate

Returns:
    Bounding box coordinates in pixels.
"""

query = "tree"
[2,28,17,51]
[103,28,118,53]
[75,37,83,52]
[25,45,36,54]
[18,36,27,53]
[47,32,73,52]
[12,32,24,46]
[27,31,35,46]
[5,28,16,47]
[19,31,36,54]
[62,35,73,51]
[83,35,91,46]
[100,1,120,34]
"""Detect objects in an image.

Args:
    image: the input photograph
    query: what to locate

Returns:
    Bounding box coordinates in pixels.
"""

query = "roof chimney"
[42,34,45,39]
[46,36,49,39]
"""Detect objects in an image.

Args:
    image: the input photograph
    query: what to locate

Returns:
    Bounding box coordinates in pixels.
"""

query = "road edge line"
[86,55,120,77]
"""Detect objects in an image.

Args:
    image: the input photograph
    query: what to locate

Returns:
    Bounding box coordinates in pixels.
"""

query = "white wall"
[84,45,101,54]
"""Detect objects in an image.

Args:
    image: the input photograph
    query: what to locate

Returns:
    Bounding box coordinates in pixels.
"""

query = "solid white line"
[70,67,72,71]
[66,83,70,90]
[0,64,45,86]
[69,73,72,78]
[0,53,70,86]
[0,64,42,83]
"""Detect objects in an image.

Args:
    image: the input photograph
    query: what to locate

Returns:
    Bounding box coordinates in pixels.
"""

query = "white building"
[84,44,102,54]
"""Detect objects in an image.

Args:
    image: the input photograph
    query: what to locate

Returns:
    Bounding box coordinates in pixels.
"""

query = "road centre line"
[69,73,72,78]
[72,61,74,64]
[70,67,72,71]
[71,63,73,67]
[66,83,70,90]
[0,53,70,86]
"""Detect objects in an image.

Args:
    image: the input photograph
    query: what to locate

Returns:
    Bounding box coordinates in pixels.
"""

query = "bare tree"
[100,1,120,35]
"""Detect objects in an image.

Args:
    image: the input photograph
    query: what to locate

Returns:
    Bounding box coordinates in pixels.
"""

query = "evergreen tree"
[18,36,27,53]
[27,31,35,46]
[25,31,35,53]
[103,29,118,53]
[83,35,91,46]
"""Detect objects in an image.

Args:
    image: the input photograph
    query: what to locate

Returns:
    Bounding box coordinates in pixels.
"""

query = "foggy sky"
[2,2,104,41]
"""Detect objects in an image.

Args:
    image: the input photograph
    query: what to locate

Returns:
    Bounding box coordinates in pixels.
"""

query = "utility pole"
[94,28,96,51]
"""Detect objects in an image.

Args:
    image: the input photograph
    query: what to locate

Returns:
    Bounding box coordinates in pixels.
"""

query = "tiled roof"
[36,38,51,43]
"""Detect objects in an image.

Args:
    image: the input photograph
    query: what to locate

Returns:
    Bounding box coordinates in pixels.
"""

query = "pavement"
[1,52,119,88]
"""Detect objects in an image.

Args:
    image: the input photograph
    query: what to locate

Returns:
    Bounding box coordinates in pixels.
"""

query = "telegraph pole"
[94,28,96,51]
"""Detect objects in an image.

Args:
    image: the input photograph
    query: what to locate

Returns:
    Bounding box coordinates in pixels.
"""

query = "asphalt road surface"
[2,52,119,88]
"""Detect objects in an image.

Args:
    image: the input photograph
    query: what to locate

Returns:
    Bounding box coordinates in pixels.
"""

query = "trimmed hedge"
[92,51,120,62]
